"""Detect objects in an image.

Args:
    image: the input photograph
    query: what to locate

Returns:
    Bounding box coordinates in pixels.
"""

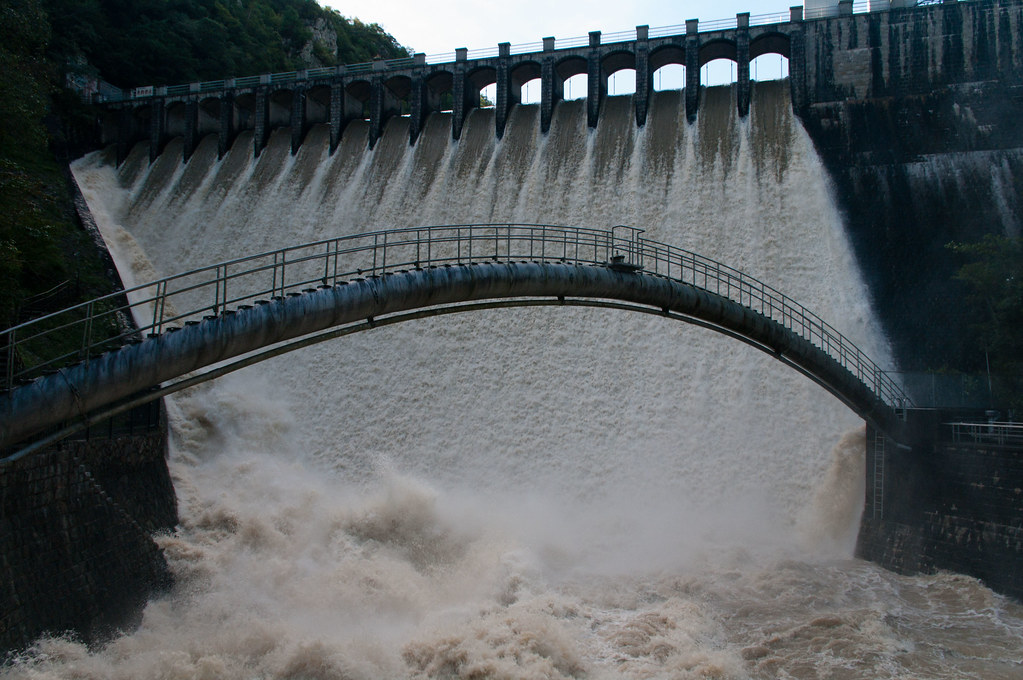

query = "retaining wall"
[0,406,175,655]
[857,413,1023,600]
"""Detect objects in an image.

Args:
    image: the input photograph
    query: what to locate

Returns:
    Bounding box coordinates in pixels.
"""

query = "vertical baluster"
[5,328,14,390]
[82,301,94,366]
[280,250,287,296]
[214,265,221,315]
[151,281,163,332]
[272,252,279,297]
[157,282,167,333]
[323,242,330,285]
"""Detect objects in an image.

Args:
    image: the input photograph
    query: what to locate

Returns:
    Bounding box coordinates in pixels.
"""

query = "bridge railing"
[0,225,909,409]
[948,421,1023,446]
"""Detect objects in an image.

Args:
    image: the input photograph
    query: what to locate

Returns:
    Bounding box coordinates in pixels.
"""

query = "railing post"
[81,301,94,365]
[214,265,221,315]
[279,250,286,296]
[333,238,340,283]
[322,242,330,285]
[6,328,15,390]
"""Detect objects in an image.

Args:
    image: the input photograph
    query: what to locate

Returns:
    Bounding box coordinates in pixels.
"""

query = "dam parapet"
[94,0,1023,161]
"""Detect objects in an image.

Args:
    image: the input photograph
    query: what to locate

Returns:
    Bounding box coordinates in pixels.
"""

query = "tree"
[947,234,1023,409]
[0,0,61,325]
[43,0,410,88]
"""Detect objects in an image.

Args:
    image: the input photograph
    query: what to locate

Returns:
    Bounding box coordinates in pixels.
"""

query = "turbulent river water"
[7,81,1023,678]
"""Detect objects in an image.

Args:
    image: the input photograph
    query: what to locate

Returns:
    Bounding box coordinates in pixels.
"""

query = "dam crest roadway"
[0,225,910,460]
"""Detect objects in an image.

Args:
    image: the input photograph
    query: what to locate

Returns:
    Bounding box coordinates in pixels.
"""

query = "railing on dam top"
[97,1,883,103]
[0,225,910,410]
[948,421,1023,446]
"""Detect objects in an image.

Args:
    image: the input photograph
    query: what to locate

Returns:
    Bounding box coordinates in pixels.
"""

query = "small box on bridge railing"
[131,86,154,99]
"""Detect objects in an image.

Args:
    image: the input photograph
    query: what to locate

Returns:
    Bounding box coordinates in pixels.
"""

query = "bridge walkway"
[0,225,910,459]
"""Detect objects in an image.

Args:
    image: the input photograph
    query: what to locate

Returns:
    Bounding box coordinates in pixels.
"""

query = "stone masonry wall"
[0,409,176,656]
[857,418,1023,600]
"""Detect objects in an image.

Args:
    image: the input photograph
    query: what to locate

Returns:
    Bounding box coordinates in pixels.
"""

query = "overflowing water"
[6,82,1022,678]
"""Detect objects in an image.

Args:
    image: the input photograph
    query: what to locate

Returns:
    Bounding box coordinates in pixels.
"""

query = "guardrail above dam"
[0,225,910,459]
[93,0,1023,161]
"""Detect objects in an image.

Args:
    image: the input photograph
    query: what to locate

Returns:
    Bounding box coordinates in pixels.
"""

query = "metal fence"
[0,224,909,410]
[948,421,1023,446]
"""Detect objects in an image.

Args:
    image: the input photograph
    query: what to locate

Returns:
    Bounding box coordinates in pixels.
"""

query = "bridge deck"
[0,225,909,458]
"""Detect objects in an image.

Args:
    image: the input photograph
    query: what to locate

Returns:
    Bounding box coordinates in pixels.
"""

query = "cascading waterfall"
[6,81,1022,679]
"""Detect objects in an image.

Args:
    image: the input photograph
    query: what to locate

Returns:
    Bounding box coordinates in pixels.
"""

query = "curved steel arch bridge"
[0,225,910,461]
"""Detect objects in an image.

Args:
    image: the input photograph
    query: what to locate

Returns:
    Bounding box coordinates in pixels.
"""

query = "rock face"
[299,17,339,68]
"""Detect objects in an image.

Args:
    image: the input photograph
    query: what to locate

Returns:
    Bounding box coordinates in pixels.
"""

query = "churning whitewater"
[7,82,1022,678]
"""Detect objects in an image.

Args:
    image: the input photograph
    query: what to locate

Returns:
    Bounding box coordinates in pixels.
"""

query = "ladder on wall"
[872,429,886,520]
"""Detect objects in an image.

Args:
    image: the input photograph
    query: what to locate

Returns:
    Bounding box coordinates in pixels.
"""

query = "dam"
[2,1,1023,676]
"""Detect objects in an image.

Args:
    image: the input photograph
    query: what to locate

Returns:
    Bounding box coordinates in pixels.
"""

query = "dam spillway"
[23,81,1020,677]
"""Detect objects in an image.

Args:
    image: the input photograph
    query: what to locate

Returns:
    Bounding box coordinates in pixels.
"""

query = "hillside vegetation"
[46,0,410,88]
[1,0,407,338]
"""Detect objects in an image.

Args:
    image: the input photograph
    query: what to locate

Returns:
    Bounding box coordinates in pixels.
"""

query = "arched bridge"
[0,225,910,460]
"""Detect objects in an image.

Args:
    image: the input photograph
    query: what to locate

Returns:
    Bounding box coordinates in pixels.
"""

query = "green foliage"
[43,0,411,88]
[0,0,60,324]
[0,0,411,342]
[947,234,1023,408]
[0,0,120,336]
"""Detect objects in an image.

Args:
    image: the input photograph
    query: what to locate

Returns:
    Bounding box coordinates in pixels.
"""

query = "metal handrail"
[96,0,954,103]
[948,421,1023,446]
[0,224,908,410]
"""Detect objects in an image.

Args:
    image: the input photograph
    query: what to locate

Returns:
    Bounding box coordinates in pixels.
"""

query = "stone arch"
[556,56,587,80]
[233,93,258,133]
[510,60,542,103]
[750,32,791,60]
[556,56,588,101]
[600,49,637,79]
[383,74,413,117]
[197,97,221,139]
[699,39,738,68]
[165,100,188,140]
[601,50,638,96]
[345,79,372,118]
[425,70,454,112]
[305,84,332,126]
[468,66,497,108]
[267,88,293,128]
[650,44,685,71]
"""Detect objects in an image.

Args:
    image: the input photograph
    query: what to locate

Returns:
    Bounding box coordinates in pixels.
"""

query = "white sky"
[324,1,797,56]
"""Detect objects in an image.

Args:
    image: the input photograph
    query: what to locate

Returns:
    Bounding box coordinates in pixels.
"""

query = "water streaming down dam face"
[11,81,1023,678]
